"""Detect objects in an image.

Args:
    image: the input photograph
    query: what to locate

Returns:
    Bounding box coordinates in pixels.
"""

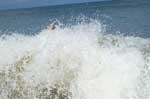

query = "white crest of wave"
[0,21,150,99]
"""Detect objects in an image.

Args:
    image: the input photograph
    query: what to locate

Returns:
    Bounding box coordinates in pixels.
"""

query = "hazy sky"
[0,0,107,9]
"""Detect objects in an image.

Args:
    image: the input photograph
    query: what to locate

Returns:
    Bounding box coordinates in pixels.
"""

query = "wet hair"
[52,25,56,30]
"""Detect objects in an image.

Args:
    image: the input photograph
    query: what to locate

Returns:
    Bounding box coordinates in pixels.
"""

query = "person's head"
[47,25,56,30]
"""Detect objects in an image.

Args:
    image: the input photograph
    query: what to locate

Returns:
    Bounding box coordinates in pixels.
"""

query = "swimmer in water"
[47,25,56,30]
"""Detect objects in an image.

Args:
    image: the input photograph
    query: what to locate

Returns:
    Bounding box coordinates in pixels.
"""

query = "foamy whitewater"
[0,21,150,99]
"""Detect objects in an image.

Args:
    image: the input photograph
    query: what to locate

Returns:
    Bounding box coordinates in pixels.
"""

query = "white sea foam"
[0,21,150,99]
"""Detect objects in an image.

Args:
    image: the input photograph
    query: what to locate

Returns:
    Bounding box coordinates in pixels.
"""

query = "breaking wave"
[0,21,150,99]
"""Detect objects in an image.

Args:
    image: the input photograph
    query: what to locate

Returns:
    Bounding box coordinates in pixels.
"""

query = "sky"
[0,0,107,10]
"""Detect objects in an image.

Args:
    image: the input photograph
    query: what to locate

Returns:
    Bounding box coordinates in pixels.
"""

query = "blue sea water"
[0,0,150,37]
[0,1,150,99]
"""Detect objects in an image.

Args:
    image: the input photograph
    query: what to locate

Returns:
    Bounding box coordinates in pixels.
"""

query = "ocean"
[0,0,150,99]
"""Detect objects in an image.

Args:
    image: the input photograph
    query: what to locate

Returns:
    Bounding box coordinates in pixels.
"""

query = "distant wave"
[112,0,150,5]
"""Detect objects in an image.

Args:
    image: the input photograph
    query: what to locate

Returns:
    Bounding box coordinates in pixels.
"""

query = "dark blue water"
[0,0,150,38]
